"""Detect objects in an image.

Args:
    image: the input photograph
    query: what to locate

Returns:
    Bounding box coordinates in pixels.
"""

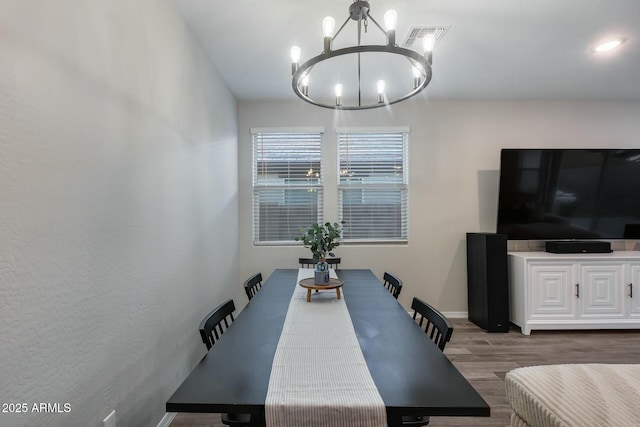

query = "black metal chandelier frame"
[291,1,434,110]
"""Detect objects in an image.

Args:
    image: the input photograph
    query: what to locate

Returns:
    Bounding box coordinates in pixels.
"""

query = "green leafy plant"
[295,221,344,260]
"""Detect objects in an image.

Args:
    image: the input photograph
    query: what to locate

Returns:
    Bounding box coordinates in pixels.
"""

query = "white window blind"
[253,130,323,244]
[338,130,408,242]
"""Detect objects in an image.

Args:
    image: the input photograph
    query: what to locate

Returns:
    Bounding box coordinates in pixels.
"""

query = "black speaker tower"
[466,233,510,332]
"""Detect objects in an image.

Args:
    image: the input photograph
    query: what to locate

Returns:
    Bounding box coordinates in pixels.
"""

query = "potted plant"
[295,222,344,282]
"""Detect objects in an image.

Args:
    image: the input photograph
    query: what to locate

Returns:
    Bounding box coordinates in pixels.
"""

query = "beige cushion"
[505,364,640,427]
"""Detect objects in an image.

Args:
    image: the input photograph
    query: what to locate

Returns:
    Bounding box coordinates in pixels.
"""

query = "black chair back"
[298,257,341,269]
[199,299,236,350]
[244,273,263,301]
[298,257,316,268]
[411,297,454,351]
[383,272,403,299]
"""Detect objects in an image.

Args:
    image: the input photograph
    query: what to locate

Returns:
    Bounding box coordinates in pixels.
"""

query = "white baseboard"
[442,311,467,319]
[158,412,176,427]
[407,311,468,319]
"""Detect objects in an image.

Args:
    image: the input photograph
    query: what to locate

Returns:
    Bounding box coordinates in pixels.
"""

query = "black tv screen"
[496,149,640,240]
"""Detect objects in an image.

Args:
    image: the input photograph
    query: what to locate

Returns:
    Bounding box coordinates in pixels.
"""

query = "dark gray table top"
[166,269,490,426]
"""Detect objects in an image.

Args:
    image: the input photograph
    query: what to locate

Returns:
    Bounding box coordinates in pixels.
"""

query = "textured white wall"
[0,1,238,426]
[238,99,640,313]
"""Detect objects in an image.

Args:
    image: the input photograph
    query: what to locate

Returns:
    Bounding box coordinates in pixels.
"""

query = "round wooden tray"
[298,277,344,302]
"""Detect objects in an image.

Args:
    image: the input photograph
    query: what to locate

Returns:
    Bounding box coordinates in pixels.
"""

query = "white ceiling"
[174,0,640,104]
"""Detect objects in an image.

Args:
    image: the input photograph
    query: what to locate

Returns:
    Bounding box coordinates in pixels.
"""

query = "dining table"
[166,269,490,426]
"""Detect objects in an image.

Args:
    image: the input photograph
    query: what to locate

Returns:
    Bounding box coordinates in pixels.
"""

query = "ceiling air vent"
[402,26,449,48]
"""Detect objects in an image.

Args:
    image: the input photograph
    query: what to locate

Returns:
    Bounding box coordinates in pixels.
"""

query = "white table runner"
[265,269,387,427]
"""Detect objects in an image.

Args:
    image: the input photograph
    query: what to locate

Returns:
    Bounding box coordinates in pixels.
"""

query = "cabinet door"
[529,263,577,319]
[627,263,640,319]
[578,262,625,319]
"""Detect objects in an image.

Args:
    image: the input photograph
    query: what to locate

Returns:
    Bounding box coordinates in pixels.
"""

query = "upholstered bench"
[505,364,640,427]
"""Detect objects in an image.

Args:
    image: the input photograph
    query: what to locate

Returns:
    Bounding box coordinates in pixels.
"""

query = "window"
[338,128,409,242]
[252,129,324,244]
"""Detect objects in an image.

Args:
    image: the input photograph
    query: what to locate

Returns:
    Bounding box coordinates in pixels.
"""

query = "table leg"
[250,409,266,427]
[386,410,402,427]
[307,289,311,302]
[336,288,341,299]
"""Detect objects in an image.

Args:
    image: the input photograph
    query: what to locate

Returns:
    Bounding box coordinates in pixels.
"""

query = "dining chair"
[298,257,316,268]
[382,272,403,299]
[298,257,341,269]
[243,272,263,301]
[403,297,455,426]
[410,297,454,351]
[198,299,251,427]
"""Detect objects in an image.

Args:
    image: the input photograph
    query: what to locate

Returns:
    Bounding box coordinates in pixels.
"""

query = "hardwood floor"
[170,319,640,427]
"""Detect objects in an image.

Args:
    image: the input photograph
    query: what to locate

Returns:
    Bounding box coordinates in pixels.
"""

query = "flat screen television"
[496,149,640,240]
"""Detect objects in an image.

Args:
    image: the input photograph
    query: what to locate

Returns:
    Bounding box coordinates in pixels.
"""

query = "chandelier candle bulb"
[322,16,336,37]
[376,80,385,103]
[412,65,422,89]
[383,9,397,46]
[423,33,435,64]
[290,46,301,74]
[422,33,436,52]
[323,16,335,52]
[335,83,343,106]
[383,10,397,30]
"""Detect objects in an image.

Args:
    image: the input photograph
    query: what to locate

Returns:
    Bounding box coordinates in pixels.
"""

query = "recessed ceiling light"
[592,38,626,53]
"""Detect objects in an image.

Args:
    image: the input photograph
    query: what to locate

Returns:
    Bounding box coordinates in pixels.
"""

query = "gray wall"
[0,1,239,426]
[238,99,640,314]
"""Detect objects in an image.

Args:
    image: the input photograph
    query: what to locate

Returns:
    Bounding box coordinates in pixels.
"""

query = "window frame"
[251,128,325,245]
[337,127,410,243]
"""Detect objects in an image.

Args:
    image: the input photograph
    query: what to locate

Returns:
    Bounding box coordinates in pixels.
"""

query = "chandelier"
[290,1,436,110]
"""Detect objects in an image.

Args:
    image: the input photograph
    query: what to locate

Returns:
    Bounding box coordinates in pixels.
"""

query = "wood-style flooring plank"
[170,319,640,427]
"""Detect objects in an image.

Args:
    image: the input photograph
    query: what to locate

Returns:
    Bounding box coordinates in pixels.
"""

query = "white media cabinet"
[508,251,640,335]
